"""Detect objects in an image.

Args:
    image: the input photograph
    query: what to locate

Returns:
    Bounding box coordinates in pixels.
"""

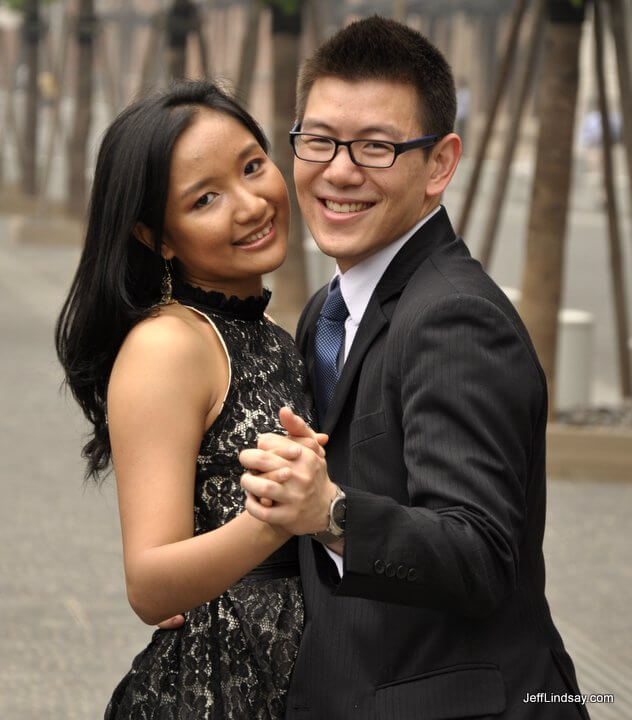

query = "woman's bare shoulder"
[109,304,220,398]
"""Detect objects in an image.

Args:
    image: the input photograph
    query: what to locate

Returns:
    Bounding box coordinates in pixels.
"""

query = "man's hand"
[239,408,337,536]
[255,407,327,507]
[277,405,329,456]
[157,615,185,630]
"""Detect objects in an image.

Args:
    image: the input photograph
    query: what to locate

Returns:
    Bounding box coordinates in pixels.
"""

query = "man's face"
[294,77,438,272]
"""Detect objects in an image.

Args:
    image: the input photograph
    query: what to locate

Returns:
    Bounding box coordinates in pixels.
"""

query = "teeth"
[240,222,272,245]
[325,200,372,213]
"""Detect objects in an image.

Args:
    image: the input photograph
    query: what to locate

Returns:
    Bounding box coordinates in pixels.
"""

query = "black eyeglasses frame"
[289,123,441,168]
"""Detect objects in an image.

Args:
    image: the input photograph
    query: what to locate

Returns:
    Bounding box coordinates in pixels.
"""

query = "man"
[239,16,589,720]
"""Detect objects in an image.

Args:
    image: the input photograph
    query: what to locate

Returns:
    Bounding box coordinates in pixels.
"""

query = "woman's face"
[161,108,289,298]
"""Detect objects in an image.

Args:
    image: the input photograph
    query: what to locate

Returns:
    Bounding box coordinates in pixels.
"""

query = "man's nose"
[322,145,365,185]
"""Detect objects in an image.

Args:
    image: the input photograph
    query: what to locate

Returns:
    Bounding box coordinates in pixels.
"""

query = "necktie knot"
[313,279,349,425]
[321,281,349,322]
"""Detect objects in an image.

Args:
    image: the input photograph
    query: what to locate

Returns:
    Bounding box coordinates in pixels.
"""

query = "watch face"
[331,498,346,529]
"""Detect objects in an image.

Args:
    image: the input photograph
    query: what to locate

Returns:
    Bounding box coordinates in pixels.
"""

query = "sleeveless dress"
[105,281,313,720]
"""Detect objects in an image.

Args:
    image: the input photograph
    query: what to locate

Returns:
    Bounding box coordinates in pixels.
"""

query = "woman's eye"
[194,192,218,209]
[244,158,264,175]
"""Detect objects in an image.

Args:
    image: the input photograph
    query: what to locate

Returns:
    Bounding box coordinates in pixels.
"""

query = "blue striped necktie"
[314,278,349,425]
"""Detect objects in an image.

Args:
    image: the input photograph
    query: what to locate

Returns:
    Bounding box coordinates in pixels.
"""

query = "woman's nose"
[234,187,268,224]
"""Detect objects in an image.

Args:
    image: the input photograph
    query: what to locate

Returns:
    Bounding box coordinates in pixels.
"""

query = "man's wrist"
[312,483,346,545]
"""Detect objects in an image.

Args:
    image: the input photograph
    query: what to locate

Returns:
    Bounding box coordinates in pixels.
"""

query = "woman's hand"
[257,407,327,508]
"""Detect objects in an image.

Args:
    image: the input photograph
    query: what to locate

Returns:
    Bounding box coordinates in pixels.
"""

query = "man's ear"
[425,133,462,198]
[133,222,175,260]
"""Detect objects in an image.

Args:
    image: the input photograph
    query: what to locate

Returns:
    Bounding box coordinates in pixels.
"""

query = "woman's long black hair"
[55,80,269,482]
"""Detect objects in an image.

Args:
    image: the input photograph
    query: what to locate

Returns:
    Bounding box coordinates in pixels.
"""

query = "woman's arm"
[107,310,289,626]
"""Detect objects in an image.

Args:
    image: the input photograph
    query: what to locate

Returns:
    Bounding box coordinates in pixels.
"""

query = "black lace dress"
[105,281,312,720]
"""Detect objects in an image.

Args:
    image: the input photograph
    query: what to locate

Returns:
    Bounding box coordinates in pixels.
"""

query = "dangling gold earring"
[160,258,175,304]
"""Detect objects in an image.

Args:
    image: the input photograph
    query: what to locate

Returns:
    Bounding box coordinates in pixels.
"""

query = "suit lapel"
[322,297,387,435]
[320,207,457,436]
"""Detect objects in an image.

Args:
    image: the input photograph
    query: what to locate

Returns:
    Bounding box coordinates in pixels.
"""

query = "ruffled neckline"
[172,278,271,321]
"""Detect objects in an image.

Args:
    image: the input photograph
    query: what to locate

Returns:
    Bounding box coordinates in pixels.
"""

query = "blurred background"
[1,1,631,718]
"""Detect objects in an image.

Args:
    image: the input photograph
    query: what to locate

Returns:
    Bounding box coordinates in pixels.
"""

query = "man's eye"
[362,141,392,153]
[194,192,218,209]
[305,137,332,147]
[245,158,263,175]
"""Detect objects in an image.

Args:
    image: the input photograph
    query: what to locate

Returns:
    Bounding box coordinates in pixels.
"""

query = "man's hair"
[296,16,456,139]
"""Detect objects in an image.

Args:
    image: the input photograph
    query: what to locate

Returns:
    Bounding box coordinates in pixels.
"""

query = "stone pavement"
[1,216,631,719]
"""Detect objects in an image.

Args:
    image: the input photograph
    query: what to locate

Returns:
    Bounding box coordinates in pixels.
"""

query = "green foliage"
[0,0,57,10]
[266,0,300,16]
[569,0,584,7]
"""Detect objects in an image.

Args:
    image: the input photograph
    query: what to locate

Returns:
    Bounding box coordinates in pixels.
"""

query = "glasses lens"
[294,135,335,162]
[351,140,396,168]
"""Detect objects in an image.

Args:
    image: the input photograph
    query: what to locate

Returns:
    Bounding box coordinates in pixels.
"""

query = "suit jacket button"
[407,568,419,582]
[396,565,407,580]
[374,559,385,575]
[385,563,396,578]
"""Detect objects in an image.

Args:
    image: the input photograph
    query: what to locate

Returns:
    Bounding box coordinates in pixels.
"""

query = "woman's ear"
[133,223,175,260]
[133,222,154,250]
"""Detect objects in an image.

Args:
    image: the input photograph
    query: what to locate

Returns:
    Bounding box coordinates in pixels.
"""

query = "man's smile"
[322,199,375,214]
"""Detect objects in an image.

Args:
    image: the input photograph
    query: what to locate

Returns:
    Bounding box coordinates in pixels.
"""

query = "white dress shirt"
[322,205,442,577]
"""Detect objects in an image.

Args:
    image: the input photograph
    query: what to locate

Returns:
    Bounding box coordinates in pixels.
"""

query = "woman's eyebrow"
[179,142,262,201]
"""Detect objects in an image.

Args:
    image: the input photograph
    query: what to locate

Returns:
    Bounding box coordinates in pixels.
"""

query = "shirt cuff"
[324,545,344,578]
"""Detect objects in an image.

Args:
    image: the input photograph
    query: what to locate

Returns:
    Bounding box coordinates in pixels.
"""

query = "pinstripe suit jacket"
[286,208,589,720]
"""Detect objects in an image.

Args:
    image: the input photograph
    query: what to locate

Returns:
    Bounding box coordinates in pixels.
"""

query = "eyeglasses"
[289,123,441,169]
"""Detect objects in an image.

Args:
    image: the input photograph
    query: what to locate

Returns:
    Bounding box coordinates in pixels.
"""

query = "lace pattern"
[105,286,313,719]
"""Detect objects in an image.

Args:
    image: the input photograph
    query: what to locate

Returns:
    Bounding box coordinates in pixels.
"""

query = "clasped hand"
[239,406,336,536]
[156,407,333,632]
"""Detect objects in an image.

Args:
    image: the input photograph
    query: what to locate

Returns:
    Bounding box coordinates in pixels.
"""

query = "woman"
[55,80,314,719]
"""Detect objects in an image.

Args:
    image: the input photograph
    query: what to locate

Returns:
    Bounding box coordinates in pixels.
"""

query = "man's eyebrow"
[179,141,261,201]
[300,119,404,139]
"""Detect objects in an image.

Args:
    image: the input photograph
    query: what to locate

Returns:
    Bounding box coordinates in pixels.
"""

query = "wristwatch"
[312,485,346,545]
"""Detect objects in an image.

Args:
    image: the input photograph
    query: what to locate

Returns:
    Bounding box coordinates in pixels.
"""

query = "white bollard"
[555,309,594,411]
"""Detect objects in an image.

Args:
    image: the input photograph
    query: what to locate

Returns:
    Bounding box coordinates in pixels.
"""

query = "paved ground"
[1,194,631,719]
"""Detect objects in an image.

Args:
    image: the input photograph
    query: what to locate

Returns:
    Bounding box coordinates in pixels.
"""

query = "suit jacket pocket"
[350,410,386,446]
[375,663,506,720]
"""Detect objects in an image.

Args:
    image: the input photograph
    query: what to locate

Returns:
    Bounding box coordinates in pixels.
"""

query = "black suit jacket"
[286,208,589,720]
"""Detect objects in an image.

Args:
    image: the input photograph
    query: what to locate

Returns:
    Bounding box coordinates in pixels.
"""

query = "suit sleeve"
[336,294,546,617]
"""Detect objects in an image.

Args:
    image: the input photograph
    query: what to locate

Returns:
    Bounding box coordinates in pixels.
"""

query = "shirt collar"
[331,205,442,326]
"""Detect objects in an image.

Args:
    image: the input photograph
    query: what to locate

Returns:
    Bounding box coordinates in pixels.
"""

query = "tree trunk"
[267,0,308,331]
[167,0,198,80]
[610,0,632,249]
[594,0,631,397]
[478,0,545,270]
[305,0,326,50]
[39,10,70,211]
[22,0,41,196]
[0,29,25,187]
[236,0,262,105]
[457,0,529,238]
[138,11,165,95]
[193,13,209,79]
[519,0,584,417]
[393,0,408,22]
[67,0,95,218]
